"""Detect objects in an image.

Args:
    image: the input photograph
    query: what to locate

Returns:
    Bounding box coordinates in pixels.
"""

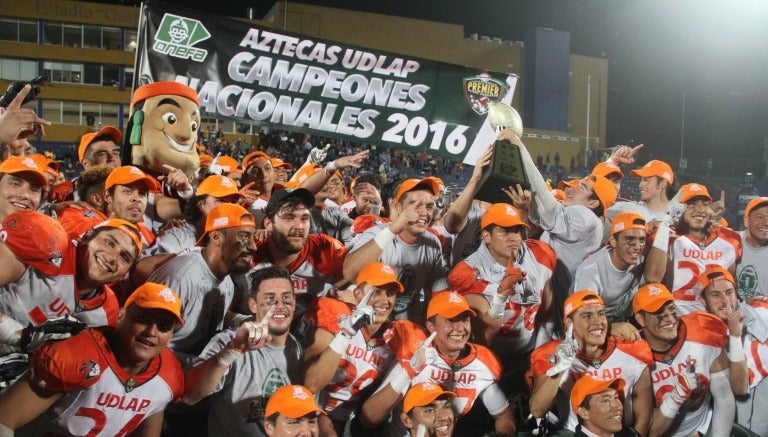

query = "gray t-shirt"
[196,330,303,437]
[737,230,768,298]
[573,246,645,321]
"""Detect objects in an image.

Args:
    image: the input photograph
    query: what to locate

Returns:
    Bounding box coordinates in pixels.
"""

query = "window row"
[42,100,125,127]
[0,18,137,51]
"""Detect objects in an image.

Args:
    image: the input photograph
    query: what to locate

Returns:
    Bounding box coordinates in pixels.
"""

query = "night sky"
[112,0,768,175]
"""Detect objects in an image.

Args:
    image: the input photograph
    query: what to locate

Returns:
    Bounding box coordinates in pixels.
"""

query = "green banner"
[135,2,517,164]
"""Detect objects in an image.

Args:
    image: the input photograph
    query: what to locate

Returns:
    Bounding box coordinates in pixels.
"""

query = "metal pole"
[584,74,591,167]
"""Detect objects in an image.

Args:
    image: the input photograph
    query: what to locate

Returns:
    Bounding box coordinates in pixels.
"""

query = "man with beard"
[145,203,257,365]
[234,188,347,326]
[343,178,449,324]
[632,283,737,437]
[529,291,655,435]
[571,376,639,436]
[302,262,424,436]
[665,183,741,315]
[401,382,457,437]
[185,266,303,437]
[574,212,667,337]
[697,266,761,434]
[0,212,141,333]
[0,282,185,436]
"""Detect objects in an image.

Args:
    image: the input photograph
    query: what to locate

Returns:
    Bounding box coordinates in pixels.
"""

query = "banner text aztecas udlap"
[135,2,518,164]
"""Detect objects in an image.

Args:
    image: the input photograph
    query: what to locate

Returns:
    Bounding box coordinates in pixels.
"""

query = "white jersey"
[146,248,235,360]
[573,246,645,321]
[531,202,604,279]
[450,240,555,353]
[196,330,303,437]
[349,223,449,323]
[737,230,768,298]
[248,197,269,228]
[647,312,726,437]
[143,223,197,257]
[670,227,741,315]
[740,301,768,389]
[340,198,356,215]
[448,203,485,268]
[20,328,183,436]
[531,336,652,430]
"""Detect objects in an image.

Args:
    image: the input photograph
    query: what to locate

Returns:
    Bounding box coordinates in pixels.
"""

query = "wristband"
[216,341,245,367]
[652,221,670,252]
[147,192,157,206]
[390,365,411,393]
[0,314,23,346]
[177,186,195,200]
[324,160,338,176]
[488,293,507,319]
[374,226,396,250]
[659,397,681,418]
[728,335,746,362]
[329,332,351,355]
[230,313,254,330]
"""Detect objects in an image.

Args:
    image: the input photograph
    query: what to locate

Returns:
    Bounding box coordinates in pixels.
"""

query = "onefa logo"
[152,13,210,62]
[463,73,506,115]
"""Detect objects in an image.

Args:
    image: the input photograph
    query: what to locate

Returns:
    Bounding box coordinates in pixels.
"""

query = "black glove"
[20,315,86,353]
[0,353,29,389]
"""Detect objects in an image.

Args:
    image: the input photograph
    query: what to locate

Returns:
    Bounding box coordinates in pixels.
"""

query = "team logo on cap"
[153,14,211,62]
[421,381,439,391]
[448,292,463,304]
[381,265,395,275]
[463,73,506,115]
[292,385,309,400]
[213,217,229,228]
[221,178,234,188]
[647,285,662,296]
[158,287,177,303]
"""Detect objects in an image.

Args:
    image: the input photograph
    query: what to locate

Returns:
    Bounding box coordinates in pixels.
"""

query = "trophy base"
[474,139,530,204]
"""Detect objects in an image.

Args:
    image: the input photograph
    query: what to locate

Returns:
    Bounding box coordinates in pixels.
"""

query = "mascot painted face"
[126,81,201,177]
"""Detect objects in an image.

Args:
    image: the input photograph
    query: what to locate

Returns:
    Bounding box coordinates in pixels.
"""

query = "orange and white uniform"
[531,336,652,430]
[19,328,184,436]
[648,312,727,437]
[303,297,426,421]
[450,239,556,353]
[0,243,119,329]
[670,226,741,314]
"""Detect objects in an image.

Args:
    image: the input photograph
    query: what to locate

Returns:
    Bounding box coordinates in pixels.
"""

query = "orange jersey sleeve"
[682,311,728,348]
[300,234,348,278]
[352,215,390,235]
[447,261,487,295]
[615,338,654,367]
[303,296,353,335]
[475,344,503,380]
[29,329,103,393]
[157,348,185,403]
[530,340,560,377]
[715,225,743,261]
[384,320,428,366]
[527,239,557,271]
[57,207,108,241]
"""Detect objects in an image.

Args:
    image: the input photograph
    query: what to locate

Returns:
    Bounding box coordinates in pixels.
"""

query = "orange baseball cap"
[564,290,605,317]
[124,282,184,326]
[403,382,457,413]
[424,176,445,193]
[216,156,241,173]
[265,385,326,419]
[557,179,579,191]
[395,178,441,203]
[356,262,404,292]
[570,375,625,411]
[0,210,69,276]
[679,183,712,203]
[105,166,160,192]
[481,203,529,230]
[196,203,255,246]
[30,154,59,179]
[699,265,735,292]
[284,164,322,189]
[0,155,48,187]
[271,157,293,170]
[199,154,214,167]
[584,175,618,212]
[632,283,674,314]
[77,126,122,161]
[95,218,143,253]
[427,291,477,319]
[197,175,243,199]
[551,189,567,202]
[592,162,624,180]
[242,151,270,169]
[630,160,674,185]
[610,211,647,235]
[745,197,768,217]
[131,81,199,108]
